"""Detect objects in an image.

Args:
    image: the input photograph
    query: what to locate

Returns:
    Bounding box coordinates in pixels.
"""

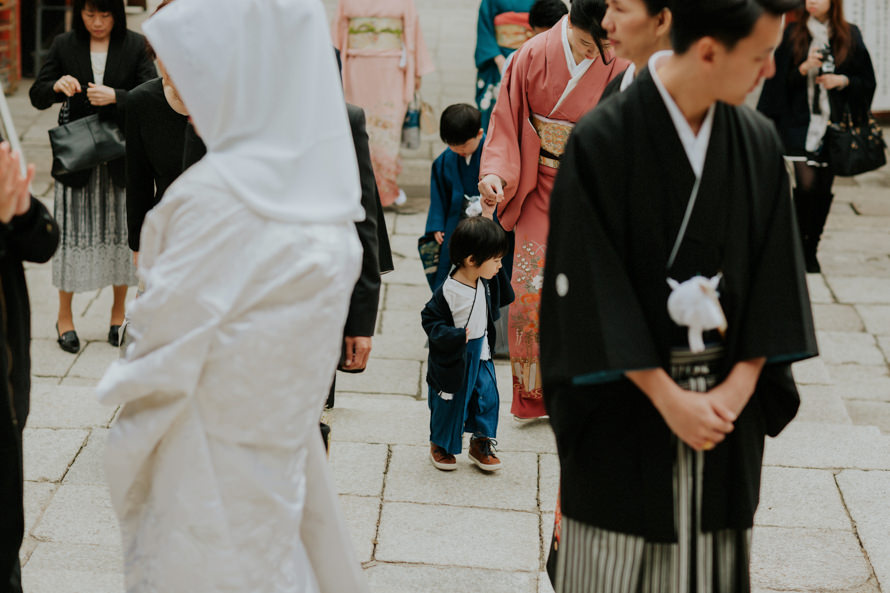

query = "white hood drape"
[143,0,364,224]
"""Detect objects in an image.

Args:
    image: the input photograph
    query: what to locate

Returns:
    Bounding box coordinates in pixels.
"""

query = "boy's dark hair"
[569,0,609,59]
[530,0,569,30]
[73,0,127,41]
[440,104,482,146]
[669,0,801,54]
[449,217,509,268]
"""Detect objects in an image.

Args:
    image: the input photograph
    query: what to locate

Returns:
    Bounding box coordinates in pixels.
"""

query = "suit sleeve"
[125,96,153,251]
[343,107,382,337]
[113,38,157,112]
[0,198,59,264]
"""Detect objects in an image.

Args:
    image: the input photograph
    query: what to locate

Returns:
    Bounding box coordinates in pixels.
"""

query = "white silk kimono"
[97,1,370,591]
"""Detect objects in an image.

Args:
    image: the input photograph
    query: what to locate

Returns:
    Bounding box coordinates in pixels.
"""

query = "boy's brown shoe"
[430,443,457,471]
[468,437,502,472]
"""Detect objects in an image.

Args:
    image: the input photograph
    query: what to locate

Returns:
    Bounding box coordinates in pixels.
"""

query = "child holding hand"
[421,213,514,471]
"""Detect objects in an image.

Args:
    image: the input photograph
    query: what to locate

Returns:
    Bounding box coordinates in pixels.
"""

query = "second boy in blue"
[422,217,514,471]
[424,104,486,290]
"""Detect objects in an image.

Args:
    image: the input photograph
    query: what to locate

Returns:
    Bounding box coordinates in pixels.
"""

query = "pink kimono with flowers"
[481,17,626,418]
[332,0,434,206]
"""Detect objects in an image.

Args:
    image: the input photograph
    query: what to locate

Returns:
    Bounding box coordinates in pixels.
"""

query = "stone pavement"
[7,2,890,592]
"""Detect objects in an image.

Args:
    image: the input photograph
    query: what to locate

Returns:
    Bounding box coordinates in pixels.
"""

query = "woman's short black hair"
[569,0,609,58]
[529,0,569,30]
[670,0,800,54]
[440,104,482,146]
[449,217,509,268]
[73,0,127,41]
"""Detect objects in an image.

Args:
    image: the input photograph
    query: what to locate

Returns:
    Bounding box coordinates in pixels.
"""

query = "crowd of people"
[0,0,882,591]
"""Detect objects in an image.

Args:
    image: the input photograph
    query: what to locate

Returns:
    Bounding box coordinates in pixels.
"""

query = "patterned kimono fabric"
[475,0,535,130]
[482,18,626,419]
[554,346,752,593]
[333,0,433,206]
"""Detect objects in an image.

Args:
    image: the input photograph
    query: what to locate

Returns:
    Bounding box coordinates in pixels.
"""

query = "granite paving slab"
[335,358,422,397]
[23,482,56,533]
[20,570,124,593]
[365,563,538,593]
[754,467,851,530]
[330,442,388,497]
[806,274,835,304]
[764,422,890,470]
[384,283,432,311]
[23,428,89,482]
[27,384,115,429]
[791,356,833,385]
[338,494,380,565]
[327,393,431,446]
[750,526,873,592]
[846,401,890,433]
[836,470,890,591]
[812,303,866,332]
[828,276,890,305]
[858,305,890,336]
[32,484,120,546]
[796,385,853,424]
[63,429,109,485]
[384,444,539,511]
[376,501,539,571]
[816,331,885,365]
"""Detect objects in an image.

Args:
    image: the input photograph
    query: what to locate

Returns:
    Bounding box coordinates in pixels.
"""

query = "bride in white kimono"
[97,1,370,591]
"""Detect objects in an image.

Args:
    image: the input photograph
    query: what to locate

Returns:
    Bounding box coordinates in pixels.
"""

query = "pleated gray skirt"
[555,345,752,593]
[52,164,136,293]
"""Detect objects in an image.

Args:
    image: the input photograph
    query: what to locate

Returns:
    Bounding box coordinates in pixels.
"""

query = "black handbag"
[49,100,126,181]
[824,104,887,177]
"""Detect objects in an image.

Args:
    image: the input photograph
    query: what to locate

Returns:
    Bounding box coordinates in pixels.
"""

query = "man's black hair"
[669,0,801,54]
[530,0,569,30]
[641,0,671,16]
[440,103,482,146]
[72,0,127,41]
[449,217,509,268]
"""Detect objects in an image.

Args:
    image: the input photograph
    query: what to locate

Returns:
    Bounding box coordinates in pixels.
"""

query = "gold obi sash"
[347,17,403,51]
[494,12,532,50]
[531,115,574,169]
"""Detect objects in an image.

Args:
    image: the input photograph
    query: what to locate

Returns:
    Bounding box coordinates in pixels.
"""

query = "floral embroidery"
[510,239,545,400]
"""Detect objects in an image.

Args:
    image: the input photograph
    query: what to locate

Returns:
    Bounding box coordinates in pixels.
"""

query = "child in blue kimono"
[421,216,514,472]
[423,104,485,291]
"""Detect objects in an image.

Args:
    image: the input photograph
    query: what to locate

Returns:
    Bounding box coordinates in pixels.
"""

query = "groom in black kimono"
[540,0,817,591]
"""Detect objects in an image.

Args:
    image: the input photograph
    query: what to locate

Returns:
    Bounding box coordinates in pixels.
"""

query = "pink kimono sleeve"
[480,48,541,231]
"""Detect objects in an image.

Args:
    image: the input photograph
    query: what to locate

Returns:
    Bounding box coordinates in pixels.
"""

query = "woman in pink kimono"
[479,0,627,420]
[333,0,434,207]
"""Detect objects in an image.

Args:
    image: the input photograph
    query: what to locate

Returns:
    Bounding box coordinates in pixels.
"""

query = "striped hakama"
[554,345,753,593]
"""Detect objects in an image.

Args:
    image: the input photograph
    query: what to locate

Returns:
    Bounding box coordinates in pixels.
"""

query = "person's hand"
[798,50,823,76]
[494,54,506,73]
[342,336,372,371]
[415,76,422,92]
[480,198,495,220]
[433,231,444,245]
[653,385,736,451]
[133,251,139,267]
[53,75,82,97]
[816,74,849,90]
[86,83,117,106]
[0,143,35,224]
[465,327,471,343]
[478,174,505,212]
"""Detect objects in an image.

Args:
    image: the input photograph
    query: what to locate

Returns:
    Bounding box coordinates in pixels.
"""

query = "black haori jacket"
[422,268,513,395]
[540,68,817,542]
[1,198,59,584]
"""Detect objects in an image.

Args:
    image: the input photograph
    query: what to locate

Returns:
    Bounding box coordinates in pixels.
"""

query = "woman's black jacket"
[29,29,157,188]
[758,22,876,156]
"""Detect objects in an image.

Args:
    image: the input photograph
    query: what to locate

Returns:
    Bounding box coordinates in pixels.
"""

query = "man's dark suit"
[325,105,394,410]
